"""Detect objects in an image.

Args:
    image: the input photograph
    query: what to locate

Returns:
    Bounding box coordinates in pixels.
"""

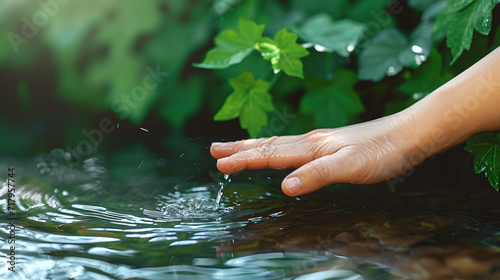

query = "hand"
[211,111,427,196]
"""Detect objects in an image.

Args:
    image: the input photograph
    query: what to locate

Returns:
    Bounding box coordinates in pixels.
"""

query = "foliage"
[297,14,365,57]
[193,19,265,69]
[256,29,310,78]
[300,69,364,128]
[1,0,499,189]
[433,0,500,64]
[465,133,500,191]
[214,71,273,137]
[358,24,433,81]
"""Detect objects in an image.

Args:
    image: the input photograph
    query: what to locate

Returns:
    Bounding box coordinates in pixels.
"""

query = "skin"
[211,47,500,196]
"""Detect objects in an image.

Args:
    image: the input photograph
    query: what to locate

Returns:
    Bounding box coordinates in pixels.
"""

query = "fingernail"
[212,142,226,147]
[283,177,302,194]
[217,157,228,164]
[212,142,234,151]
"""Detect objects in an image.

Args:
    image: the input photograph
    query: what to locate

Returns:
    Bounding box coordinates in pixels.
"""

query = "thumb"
[281,150,357,196]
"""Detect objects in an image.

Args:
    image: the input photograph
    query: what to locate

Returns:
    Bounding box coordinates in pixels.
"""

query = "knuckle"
[347,152,372,184]
[304,129,330,140]
[304,162,330,183]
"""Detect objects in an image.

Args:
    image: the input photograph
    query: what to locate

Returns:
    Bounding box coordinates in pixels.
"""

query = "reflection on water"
[1,150,500,280]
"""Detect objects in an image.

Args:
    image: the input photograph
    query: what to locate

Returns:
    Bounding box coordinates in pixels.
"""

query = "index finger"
[210,135,303,159]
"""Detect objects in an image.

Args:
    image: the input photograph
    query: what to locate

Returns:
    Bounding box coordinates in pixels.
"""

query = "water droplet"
[347,44,355,52]
[314,44,328,52]
[387,66,396,75]
[411,45,424,54]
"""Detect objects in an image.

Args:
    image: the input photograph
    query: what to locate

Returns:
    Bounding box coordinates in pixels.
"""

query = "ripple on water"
[1,253,353,280]
[143,184,235,220]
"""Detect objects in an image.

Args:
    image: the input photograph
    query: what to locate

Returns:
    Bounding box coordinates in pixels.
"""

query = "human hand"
[211,111,428,196]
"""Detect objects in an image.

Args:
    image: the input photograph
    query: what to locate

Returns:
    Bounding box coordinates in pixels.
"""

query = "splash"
[144,178,234,220]
[154,198,233,219]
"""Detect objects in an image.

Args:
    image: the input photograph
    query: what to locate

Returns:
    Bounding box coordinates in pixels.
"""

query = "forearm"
[403,47,500,157]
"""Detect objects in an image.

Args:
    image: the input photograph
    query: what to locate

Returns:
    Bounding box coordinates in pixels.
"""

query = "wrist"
[394,101,464,168]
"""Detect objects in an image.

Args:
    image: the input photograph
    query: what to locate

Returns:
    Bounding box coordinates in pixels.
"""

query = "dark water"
[1,144,500,279]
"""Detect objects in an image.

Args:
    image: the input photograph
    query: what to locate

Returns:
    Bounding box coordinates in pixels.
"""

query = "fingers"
[210,139,260,159]
[216,141,316,174]
[210,135,301,159]
[281,149,357,197]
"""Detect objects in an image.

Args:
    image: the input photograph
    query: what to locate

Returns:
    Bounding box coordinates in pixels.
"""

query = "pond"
[1,140,500,280]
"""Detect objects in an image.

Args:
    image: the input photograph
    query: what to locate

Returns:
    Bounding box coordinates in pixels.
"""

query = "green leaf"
[358,26,433,82]
[465,133,500,191]
[398,49,452,95]
[300,69,364,128]
[193,18,265,69]
[215,71,274,137]
[298,14,365,57]
[256,29,309,78]
[433,0,500,64]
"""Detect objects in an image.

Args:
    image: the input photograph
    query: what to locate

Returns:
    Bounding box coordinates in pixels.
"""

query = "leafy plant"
[1,0,500,190]
[194,18,310,136]
[433,0,500,64]
[214,71,274,137]
[193,0,500,191]
[300,69,364,128]
[465,133,500,191]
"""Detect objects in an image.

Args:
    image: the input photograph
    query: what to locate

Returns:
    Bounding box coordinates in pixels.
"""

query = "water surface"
[1,145,499,279]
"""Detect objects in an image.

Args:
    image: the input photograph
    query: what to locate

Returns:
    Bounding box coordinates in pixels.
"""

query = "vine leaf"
[298,14,365,57]
[215,71,274,137]
[256,29,309,78]
[193,18,265,69]
[358,25,433,82]
[300,69,364,128]
[433,0,500,64]
[465,132,500,191]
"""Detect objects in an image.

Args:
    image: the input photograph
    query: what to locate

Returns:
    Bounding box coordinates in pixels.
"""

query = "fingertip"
[210,142,235,159]
[216,157,246,174]
[210,143,218,158]
[281,177,303,197]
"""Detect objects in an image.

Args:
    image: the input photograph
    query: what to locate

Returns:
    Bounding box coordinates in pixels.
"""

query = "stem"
[257,66,280,89]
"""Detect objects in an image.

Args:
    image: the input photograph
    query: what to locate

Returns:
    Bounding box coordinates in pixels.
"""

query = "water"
[1,148,500,279]
[214,174,229,211]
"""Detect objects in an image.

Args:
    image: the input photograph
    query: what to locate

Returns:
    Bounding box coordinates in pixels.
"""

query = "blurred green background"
[1,0,499,160]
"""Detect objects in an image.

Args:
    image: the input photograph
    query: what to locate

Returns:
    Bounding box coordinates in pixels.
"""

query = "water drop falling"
[214,174,229,210]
